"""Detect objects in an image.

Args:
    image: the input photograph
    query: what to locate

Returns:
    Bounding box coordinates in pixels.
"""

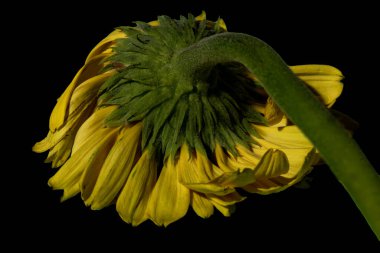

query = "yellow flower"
[33,13,344,226]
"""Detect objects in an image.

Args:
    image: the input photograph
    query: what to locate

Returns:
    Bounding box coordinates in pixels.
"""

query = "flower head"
[33,12,345,226]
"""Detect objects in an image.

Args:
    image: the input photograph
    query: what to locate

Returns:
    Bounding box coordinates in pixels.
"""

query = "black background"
[10,0,380,250]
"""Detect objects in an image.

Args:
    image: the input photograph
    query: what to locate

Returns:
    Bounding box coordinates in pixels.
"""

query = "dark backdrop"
[10,0,380,250]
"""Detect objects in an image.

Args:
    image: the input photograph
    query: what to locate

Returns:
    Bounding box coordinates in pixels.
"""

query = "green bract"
[99,14,265,158]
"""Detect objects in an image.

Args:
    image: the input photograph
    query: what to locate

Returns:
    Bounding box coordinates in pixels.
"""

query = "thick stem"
[175,32,380,239]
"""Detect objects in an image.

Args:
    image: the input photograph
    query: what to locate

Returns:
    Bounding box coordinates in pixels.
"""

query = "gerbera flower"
[33,12,346,226]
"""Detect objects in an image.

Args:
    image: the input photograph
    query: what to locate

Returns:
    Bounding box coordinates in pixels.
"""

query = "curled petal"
[251,149,289,179]
[244,149,318,194]
[85,29,127,63]
[208,192,246,217]
[184,168,256,196]
[290,65,343,107]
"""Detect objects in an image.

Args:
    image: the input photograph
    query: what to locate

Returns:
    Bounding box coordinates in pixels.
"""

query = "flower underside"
[33,12,346,226]
[99,14,265,159]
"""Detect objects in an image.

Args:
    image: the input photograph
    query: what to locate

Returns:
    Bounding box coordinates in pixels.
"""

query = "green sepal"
[104,86,172,126]
[99,12,267,160]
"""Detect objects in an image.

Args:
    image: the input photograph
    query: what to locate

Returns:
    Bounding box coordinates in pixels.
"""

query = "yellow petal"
[68,70,115,115]
[33,100,93,153]
[252,149,289,179]
[85,29,126,63]
[251,102,265,115]
[191,192,214,218]
[49,53,112,131]
[34,71,115,154]
[146,156,190,226]
[264,97,283,124]
[220,168,257,186]
[178,144,223,184]
[208,192,246,217]
[244,178,281,194]
[44,136,74,168]
[116,151,157,226]
[184,181,234,196]
[72,106,117,154]
[195,11,207,21]
[51,71,116,153]
[89,123,142,210]
[243,123,320,194]
[48,127,118,191]
[280,148,318,179]
[80,128,119,202]
[291,64,343,107]
[61,183,80,202]
[210,202,235,217]
[245,149,318,194]
[216,18,227,31]
[148,20,159,27]
[200,168,256,189]
[49,82,79,132]
[178,144,233,195]
[235,144,261,166]
[214,143,240,172]
[303,80,343,107]
[208,191,246,206]
[290,64,343,76]
[253,124,314,149]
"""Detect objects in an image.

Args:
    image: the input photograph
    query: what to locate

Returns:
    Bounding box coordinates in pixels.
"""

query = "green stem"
[175,32,380,240]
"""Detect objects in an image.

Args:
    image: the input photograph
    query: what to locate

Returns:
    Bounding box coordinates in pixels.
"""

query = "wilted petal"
[48,127,118,194]
[178,144,222,185]
[208,192,246,217]
[254,124,314,149]
[61,183,80,202]
[183,168,256,196]
[32,101,92,153]
[68,70,115,115]
[191,192,214,218]
[146,156,190,226]
[33,72,116,155]
[291,64,343,107]
[178,144,240,196]
[184,181,234,196]
[44,136,74,168]
[89,123,142,210]
[280,148,318,178]
[251,149,289,179]
[214,143,241,172]
[49,54,113,131]
[116,151,157,226]
[264,97,287,126]
[85,29,127,63]
[80,129,119,202]
[72,106,116,153]
[245,149,318,194]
